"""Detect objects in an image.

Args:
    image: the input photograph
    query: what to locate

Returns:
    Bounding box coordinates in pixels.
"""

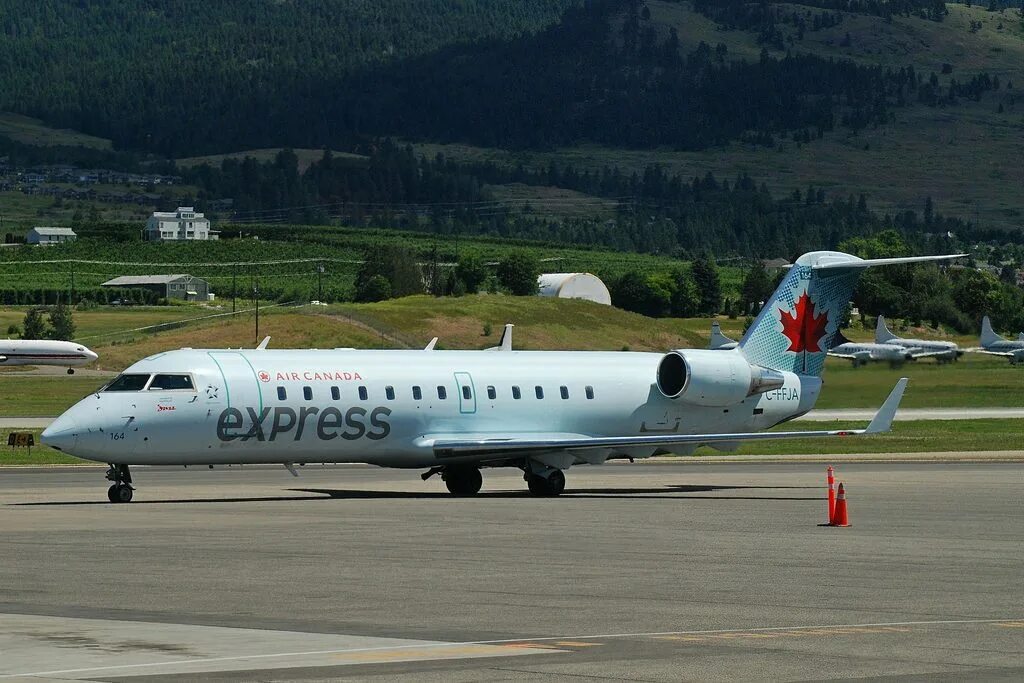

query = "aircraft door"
[454,372,476,414]
[208,352,264,413]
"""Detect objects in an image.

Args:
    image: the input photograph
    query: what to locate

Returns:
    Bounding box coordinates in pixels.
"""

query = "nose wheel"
[105,464,134,504]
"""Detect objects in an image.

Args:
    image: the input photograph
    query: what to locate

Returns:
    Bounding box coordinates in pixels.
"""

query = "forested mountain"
[2,0,1001,155]
[0,0,579,154]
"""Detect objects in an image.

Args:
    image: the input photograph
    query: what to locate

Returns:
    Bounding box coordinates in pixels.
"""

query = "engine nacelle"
[656,349,785,407]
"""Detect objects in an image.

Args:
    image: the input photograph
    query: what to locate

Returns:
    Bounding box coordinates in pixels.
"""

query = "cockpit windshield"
[149,374,194,391]
[103,374,151,392]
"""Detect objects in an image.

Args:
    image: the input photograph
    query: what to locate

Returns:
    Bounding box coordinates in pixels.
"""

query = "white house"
[26,226,77,245]
[537,273,611,306]
[143,207,218,241]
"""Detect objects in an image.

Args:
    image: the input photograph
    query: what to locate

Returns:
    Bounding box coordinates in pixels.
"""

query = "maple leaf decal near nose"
[780,292,829,353]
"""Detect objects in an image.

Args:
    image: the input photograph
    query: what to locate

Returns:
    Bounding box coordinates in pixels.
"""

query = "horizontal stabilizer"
[813,254,967,270]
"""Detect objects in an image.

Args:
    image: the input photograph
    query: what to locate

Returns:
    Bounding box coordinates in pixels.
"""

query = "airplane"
[875,315,962,363]
[708,321,737,350]
[0,339,98,374]
[41,250,961,503]
[971,316,1024,364]
[826,338,917,367]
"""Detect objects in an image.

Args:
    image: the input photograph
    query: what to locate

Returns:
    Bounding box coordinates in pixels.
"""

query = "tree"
[740,261,773,313]
[455,254,488,294]
[22,308,48,339]
[355,246,423,299]
[691,255,722,316]
[610,272,671,317]
[670,268,699,317]
[355,275,392,303]
[497,252,539,296]
[48,303,75,341]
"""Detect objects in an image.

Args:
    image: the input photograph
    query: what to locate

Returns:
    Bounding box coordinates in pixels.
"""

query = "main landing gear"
[105,464,134,503]
[525,469,565,497]
[440,466,483,496]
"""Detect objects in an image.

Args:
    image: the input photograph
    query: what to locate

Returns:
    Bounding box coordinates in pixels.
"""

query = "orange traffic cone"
[826,466,836,523]
[829,482,851,527]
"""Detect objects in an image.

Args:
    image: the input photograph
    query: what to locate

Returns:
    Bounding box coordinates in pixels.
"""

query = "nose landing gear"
[105,464,134,503]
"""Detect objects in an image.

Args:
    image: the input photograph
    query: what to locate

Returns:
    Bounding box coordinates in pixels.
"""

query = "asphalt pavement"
[1,461,1022,681]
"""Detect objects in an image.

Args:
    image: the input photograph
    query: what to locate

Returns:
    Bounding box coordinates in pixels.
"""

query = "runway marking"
[4,617,1021,679]
[994,621,1024,629]
[553,641,602,647]
[655,624,913,644]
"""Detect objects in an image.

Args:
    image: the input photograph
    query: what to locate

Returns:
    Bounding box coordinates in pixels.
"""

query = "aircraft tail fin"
[875,315,896,343]
[708,321,737,350]
[738,251,964,377]
[981,316,1005,347]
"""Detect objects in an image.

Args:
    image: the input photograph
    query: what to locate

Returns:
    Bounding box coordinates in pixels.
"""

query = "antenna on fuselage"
[424,337,438,351]
[256,336,271,350]
[485,323,513,351]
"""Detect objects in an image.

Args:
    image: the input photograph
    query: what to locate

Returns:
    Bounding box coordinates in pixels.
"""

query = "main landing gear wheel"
[443,466,483,496]
[105,463,134,504]
[107,484,133,503]
[526,469,566,497]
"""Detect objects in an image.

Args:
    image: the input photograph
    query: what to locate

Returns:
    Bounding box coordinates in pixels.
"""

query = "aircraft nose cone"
[41,414,79,452]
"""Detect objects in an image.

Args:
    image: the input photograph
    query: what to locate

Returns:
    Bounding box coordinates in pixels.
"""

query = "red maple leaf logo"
[780,293,829,353]
[258,371,271,383]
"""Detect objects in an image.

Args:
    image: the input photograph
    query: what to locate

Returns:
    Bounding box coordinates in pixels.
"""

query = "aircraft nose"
[41,414,79,452]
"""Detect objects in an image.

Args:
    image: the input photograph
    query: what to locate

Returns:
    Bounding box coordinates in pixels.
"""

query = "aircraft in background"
[875,315,961,363]
[826,337,917,367]
[42,250,962,503]
[0,339,98,374]
[971,316,1024,364]
[708,321,738,350]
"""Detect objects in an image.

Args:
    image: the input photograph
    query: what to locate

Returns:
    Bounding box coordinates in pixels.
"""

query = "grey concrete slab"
[0,462,1022,681]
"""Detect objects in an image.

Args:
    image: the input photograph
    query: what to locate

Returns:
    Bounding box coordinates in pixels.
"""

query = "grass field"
[1,419,1018,467]
[0,112,112,149]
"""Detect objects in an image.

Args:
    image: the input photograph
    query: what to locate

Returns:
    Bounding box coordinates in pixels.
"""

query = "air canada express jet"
[42,250,960,503]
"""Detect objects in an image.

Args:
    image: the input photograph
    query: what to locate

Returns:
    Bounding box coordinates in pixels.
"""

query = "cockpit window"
[103,374,152,392]
[149,374,194,391]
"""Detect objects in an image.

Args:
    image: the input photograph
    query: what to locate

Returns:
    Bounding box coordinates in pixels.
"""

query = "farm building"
[26,226,77,245]
[143,207,218,241]
[101,274,211,301]
[537,273,611,306]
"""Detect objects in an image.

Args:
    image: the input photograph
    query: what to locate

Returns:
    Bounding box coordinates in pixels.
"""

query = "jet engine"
[656,349,785,407]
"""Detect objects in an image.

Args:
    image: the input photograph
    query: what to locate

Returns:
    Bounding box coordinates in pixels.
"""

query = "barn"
[537,273,611,306]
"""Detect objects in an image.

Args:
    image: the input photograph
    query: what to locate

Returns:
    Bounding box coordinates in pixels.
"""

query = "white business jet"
[42,250,960,503]
[0,339,98,373]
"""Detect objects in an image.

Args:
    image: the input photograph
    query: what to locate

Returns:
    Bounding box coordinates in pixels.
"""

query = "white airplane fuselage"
[0,339,97,367]
[44,348,817,467]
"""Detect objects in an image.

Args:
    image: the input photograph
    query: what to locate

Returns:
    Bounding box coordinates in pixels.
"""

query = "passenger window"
[149,374,194,391]
[104,374,151,392]
[560,386,569,400]
[535,386,544,399]
[462,385,472,400]
[303,386,313,401]
[585,385,595,400]
[358,386,368,401]
[437,385,447,400]
[487,386,496,400]
[277,387,287,401]
[331,386,340,401]
[512,386,521,400]
[385,386,395,401]
[412,386,422,401]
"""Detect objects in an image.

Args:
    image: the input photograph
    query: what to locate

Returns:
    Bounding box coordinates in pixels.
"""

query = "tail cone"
[829,482,851,527]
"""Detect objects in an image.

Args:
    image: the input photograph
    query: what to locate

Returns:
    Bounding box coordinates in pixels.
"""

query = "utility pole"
[252,269,260,345]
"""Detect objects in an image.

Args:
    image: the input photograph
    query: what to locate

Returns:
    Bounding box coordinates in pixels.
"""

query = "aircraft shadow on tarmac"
[9,484,820,506]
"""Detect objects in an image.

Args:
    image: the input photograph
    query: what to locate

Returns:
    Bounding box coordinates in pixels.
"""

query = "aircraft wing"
[826,350,870,361]
[904,348,949,359]
[967,348,1021,358]
[424,379,907,458]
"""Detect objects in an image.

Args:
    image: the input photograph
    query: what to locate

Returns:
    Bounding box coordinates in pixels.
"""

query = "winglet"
[865,377,908,434]
[424,337,438,351]
[256,336,271,350]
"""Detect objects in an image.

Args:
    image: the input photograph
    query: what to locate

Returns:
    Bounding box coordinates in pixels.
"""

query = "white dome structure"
[537,273,611,306]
